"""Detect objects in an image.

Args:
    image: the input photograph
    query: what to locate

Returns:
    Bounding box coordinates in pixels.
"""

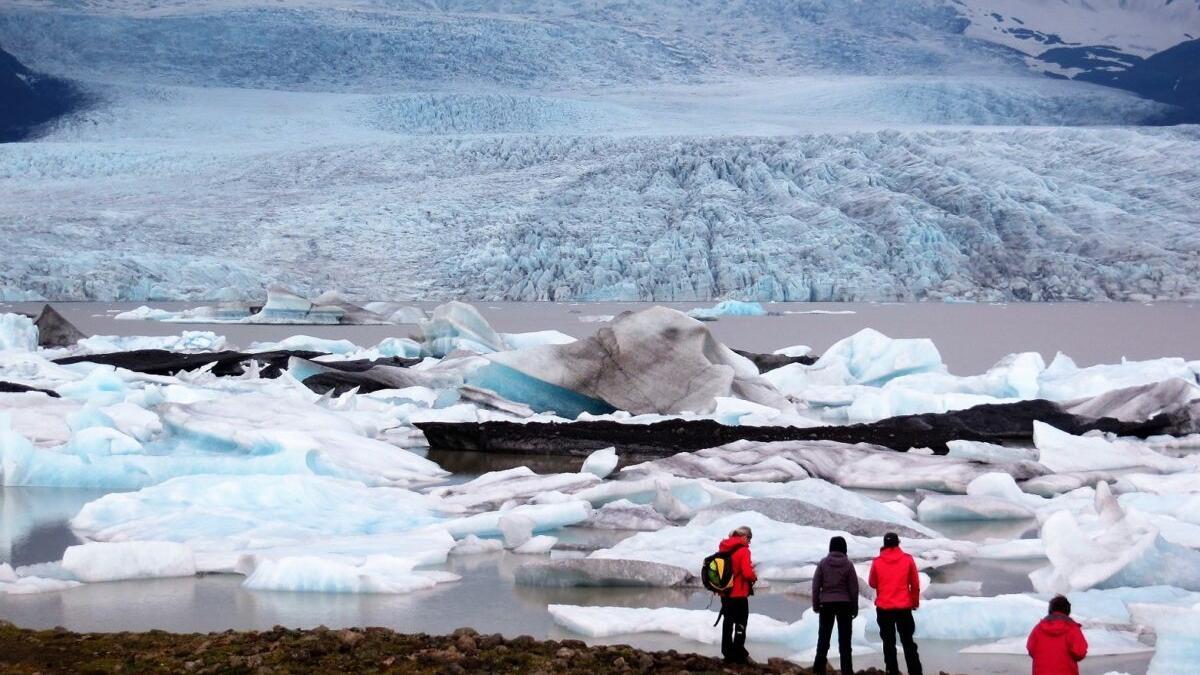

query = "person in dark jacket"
[718,525,757,664]
[1027,595,1088,675]
[868,532,923,675]
[812,535,859,674]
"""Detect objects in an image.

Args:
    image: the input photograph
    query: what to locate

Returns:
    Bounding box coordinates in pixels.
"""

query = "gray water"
[2,300,1182,672]
[5,300,1199,373]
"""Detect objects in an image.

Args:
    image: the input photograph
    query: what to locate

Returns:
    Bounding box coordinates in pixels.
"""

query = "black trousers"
[876,608,923,675]
[812,602,854,674]
[720,596,750,663]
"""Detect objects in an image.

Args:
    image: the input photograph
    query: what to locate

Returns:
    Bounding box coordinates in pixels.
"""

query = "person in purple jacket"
[812,535,859,674]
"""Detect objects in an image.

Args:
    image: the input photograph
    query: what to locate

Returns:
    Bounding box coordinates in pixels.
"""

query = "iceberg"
[245,286,344,324]
[61,541,196,582]
[515,558,691,587]
[916,494,1036,522]
[1128,603,1200,675]
[1033,482,1200,593]
[241,554,459,594]
[419,301,506,357]
[0,563,82,595]
[484,307,790,416]
[590,511,969,579]
[580,446,618,479]
[686,300,767,321]
[426,466,599,511]
[584,499,672,531]
[71,474,443,551]
[1034,422,1190,473]
[0,313,37,352]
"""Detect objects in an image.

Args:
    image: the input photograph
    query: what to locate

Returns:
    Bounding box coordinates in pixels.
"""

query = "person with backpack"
[868,532,923,675]
[1026,595,1088,675]
[812,535,859,675]
[702,525,757,664]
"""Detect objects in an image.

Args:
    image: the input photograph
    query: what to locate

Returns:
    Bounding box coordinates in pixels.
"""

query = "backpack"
[701,544,743,595]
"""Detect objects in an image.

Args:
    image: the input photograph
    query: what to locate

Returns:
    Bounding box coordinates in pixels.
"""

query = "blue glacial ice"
[241,555,460,594]
[686,300,767,321]
[61,541,196,582]
[0,313,37,352]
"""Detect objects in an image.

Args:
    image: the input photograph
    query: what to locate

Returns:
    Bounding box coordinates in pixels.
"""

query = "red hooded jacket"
[718,535,757,598]
[868,546,920,610]
[1026,613,1088,675]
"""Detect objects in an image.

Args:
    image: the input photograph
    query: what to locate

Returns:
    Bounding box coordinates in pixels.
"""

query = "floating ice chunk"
[548,604,789,645]
[514,535,558,554]
[66,426,143,456]
[374,337,422,358]
[71,475,442,551]
[916,494,1035,522]
[501,330,577,350]
[1033,482,1200,593]
[580,447,618,479]
[810,328,945,387]
[629,439,1041,493]
[686,300,766,320]
[1034,422,1189,473]
[241,554,458,594]
[698,496,932,538]
[113,306,175,321]
[0,313,38,352]
[0,563,82,595]
[250,335,358,354]
[1063,378,1200,424]
[450,534,503,556]
[516,558,691,587]
[578,315,614,324]
[245,286,344,324]
[1039,353,1198,401]
[486,307,790,416]
[585,499,671,531]
[946,440,1039,464]
[1128,603,1200,675]
[772,345,812,358]
[419,301,505,357]
[974,538,1046,560]
[54,365,127,406]
[62,541,196,582]
[962,629,1150,655]
[499,513,535,549]
[361,302,426,324]
[716,479,935,535]
[917,594,1045,640]
[443,501,592,540]
[591,511,968,578]
[77,331,226,354]
[428,467,599,510]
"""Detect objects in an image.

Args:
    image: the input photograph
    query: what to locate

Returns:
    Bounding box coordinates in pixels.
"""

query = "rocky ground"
[0,621,907,674]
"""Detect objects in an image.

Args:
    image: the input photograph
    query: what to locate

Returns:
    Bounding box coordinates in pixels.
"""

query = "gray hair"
[731,526,753,539]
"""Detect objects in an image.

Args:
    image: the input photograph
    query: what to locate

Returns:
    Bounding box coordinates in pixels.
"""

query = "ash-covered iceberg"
[474,307,790,417]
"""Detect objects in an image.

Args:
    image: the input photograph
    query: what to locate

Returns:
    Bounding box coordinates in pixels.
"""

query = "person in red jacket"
[717,525,757,664]
[868,532,924,675]
[1027,595,1088,675]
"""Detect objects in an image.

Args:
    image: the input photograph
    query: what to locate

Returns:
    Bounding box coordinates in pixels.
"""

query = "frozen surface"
[686,301,767,321]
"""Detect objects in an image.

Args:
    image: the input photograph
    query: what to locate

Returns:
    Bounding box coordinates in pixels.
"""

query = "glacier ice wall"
[2,126,1198,302]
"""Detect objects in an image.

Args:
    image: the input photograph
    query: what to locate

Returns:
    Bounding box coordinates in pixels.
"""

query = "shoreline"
[0,621,893,674]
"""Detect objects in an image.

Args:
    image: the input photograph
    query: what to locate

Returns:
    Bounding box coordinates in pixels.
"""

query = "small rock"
[556,647,576,659]
[613,656,628,669]
[184,660,201,672]
[455,634,477,653]
[336,629,364,648]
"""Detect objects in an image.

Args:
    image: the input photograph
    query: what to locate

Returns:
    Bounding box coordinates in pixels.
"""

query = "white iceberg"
[580,446,618,479]
[61,541,196,582]
[241,554,459,593]
[0,313,37,352]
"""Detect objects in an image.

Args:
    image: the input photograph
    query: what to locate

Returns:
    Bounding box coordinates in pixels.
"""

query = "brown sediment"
[0,621,908,674]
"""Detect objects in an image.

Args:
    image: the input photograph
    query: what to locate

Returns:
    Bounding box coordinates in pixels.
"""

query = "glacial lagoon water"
[3,300,1194,673]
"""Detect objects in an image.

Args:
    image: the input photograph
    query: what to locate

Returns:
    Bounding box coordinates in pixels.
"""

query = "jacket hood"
[1036,613,1078,637]
[876,546,908,562]
[719,535,749,552]
[822,551,853,568]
